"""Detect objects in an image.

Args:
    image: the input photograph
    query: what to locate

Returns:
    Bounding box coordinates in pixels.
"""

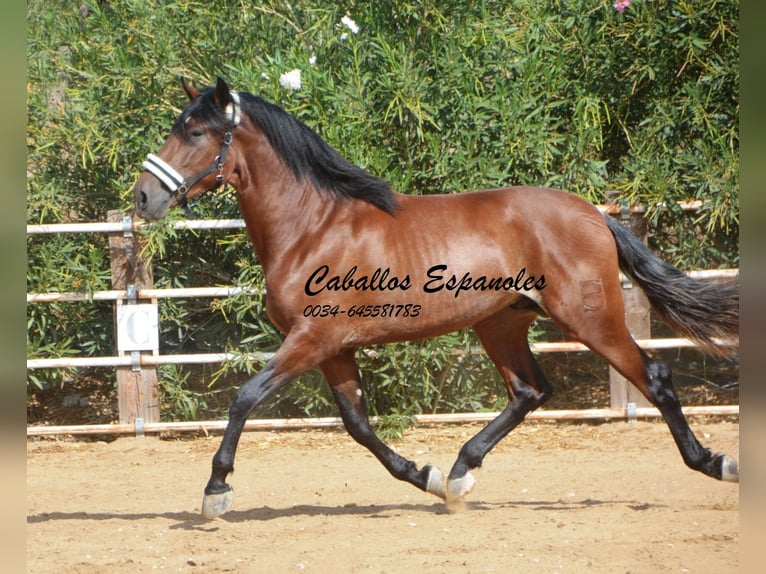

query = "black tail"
[605,216,739,358]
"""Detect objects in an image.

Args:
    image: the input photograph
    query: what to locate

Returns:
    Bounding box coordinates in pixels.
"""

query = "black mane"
[175,89,399,213]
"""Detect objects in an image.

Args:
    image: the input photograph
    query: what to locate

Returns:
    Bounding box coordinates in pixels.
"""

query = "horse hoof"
[425,465,446,500]
[201,488,234,519]
[720,455,739,482]
[446,472,475,503]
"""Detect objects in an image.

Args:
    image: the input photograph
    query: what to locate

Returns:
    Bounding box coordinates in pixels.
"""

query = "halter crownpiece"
[225,91,242,127]
[142,91,242,214]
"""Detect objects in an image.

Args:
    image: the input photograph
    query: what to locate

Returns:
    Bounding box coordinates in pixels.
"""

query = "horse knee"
[227,397,249,420]
[344,418,377,446]
[331,387,378,445]
[228,388,263,421]
[228,362,283,421]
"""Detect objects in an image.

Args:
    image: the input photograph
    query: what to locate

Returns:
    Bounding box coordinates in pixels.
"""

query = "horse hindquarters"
[538,230,738,483]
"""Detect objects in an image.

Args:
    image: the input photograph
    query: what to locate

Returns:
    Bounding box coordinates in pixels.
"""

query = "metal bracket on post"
[626,402,637,424]
[619,199,631,221]
[134,417,145,438]
[618,202,634,289]
[126,284,138,304]
[130,351,141,372]
[122,214,133,238]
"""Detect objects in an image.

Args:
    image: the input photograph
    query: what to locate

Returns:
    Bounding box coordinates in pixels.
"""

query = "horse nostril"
[135,190,148,215]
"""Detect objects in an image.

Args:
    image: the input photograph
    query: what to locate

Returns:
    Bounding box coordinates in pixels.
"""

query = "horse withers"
[133,78,739,519]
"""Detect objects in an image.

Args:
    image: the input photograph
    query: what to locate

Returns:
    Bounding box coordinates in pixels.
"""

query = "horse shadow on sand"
[27,496,659,532]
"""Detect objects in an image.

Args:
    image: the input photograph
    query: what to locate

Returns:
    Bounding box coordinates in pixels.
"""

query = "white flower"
[309,54,317,66]
[341,15,359,34]
[279,68,302,91]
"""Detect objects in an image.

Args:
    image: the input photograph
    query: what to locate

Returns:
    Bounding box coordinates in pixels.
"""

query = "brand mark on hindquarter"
[580,279,605,311]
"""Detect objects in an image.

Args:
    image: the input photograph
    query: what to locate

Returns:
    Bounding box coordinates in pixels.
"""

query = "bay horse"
[133,78,739,519]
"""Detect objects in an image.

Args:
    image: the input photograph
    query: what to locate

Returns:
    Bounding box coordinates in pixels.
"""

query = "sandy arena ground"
[27,420,739,573]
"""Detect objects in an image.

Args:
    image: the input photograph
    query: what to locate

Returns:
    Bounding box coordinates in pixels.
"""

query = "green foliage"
[157,364,208,421]
[27,1,738,422]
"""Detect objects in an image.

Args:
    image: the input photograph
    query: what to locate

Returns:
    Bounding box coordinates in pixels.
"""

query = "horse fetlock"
[204,480,233,496]
[201,487,234,519]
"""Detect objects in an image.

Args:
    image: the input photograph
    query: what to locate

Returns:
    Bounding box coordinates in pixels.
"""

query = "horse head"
[133,77,241,220]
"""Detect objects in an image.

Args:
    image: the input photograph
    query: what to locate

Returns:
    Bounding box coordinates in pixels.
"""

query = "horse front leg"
[201,360,291,518]
[202,333,333,519]
[321,350,447,500]
[446,378,550,503]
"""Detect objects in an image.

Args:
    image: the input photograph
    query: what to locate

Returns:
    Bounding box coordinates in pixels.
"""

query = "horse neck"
[230,130,342,274]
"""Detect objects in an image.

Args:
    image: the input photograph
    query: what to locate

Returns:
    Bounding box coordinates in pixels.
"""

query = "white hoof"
[720,455,739,483]
[446,472,476,503]
[425,466,446,500]
[201,489,234,519]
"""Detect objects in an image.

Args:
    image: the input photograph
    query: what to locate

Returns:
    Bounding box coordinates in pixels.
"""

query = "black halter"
[143,92,242,216]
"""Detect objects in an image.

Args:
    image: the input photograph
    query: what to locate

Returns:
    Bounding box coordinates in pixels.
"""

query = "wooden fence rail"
[26,205,739,436]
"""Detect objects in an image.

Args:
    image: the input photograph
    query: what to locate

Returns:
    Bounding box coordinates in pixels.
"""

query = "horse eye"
[189,128,205,138]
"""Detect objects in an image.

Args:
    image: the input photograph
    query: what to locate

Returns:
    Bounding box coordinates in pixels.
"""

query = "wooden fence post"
[609,208,652,411]
[107,210,160,432]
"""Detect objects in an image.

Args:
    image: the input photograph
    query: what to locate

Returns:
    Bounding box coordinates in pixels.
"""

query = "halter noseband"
[143,92,242,215]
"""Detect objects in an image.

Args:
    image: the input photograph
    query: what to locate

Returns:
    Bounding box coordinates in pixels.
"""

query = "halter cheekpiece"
[143,92,242,215]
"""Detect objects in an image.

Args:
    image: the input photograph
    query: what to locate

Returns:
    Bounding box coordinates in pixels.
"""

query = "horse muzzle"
[133,175,173,221]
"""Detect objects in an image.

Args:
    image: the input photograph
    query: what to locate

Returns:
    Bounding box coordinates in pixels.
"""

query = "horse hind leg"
[446,307,553,503]
[548,287,738,483]
[641,356,738,481]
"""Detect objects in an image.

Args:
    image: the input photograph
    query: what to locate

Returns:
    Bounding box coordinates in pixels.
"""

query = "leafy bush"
[27,1,738,421]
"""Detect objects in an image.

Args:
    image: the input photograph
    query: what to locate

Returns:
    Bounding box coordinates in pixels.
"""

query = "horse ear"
[214,77,231,108]
[181,79,199,101]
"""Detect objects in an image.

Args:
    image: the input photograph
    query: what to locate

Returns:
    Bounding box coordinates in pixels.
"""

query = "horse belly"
[356,291,525,344]
[303,286,533,347]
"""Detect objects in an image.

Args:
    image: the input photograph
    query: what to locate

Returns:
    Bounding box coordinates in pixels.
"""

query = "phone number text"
[303,303,422,319]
